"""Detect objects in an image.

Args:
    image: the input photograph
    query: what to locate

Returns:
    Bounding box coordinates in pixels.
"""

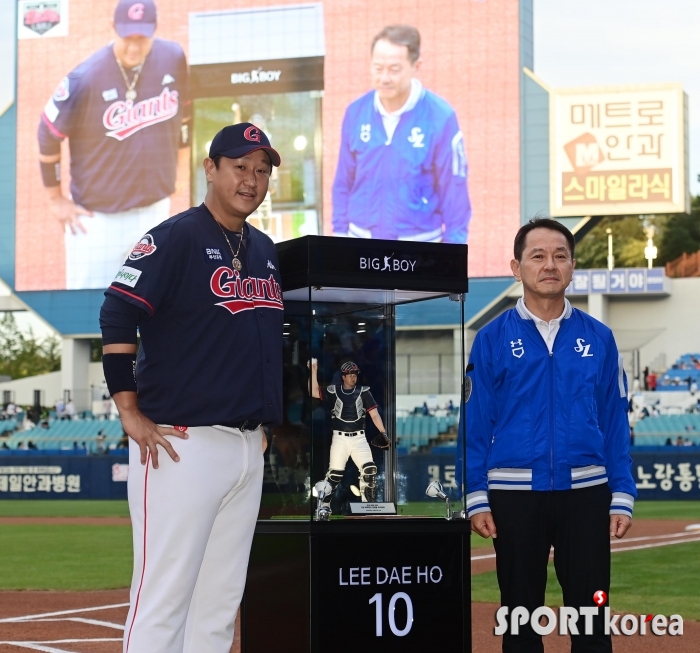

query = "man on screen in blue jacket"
[457,218,636,653]
[332,25,471,243]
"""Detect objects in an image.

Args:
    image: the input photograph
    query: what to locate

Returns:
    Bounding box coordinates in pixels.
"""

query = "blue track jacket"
[332,88,471,243]
[457,300,636,519]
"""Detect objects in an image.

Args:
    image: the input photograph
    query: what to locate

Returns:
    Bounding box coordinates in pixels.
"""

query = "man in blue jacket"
[460,218,635,652]
[332,24,471,243]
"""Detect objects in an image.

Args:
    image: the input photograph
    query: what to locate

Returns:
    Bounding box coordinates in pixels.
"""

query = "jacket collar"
[374,78,423,117]
[516,296,572,322]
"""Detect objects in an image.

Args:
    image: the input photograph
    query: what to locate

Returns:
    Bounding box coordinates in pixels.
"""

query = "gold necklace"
[115,57,143,101]
[212,217,244,271]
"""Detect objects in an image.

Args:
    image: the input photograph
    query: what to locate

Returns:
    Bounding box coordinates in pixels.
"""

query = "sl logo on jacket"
[407,127,425,148]
[574,338,594,357]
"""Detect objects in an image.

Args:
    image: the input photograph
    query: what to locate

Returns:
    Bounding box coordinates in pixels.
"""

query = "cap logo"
[244,126,261,143]
[127,3,145,20]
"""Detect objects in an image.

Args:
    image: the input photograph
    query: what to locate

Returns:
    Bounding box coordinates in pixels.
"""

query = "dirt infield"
[0,591,241,653]
[0,592,696,652]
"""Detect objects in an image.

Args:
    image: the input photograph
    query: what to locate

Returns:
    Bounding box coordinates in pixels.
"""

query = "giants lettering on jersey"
[103,87,179,141]
[210,267,283,315]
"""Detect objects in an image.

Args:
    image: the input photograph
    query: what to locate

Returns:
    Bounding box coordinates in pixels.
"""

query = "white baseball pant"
[123,424,263,653]
[65,197,170,289]
[328,431,375,499]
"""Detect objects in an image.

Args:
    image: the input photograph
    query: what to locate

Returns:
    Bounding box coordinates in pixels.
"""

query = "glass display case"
[243,236,471,653]
[261,237,468,521]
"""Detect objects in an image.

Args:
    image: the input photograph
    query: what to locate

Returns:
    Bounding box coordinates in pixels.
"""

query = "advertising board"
[550,83,689,217]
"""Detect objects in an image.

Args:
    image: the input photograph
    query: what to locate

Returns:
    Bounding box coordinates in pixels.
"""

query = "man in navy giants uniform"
[309,360,390,517]
[99,123,282,653]
[332,24,471,243]
[38,0,189,290]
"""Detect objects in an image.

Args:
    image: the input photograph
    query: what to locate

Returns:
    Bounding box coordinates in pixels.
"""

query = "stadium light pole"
[606,228,614,271]
[644,226,658,269]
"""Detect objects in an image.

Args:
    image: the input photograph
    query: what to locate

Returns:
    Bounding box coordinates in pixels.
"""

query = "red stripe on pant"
[126,451,151,652]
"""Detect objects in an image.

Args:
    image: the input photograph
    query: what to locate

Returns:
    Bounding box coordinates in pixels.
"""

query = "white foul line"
[609,534,700,553]
[0,602,129,624]
[20,617,125,630]
[610,530,700,544]
[0,644,76,653]
[471,531,700,561]
[0,639,122,653]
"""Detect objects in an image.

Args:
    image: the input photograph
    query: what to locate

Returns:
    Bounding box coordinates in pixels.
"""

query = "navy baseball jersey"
[104,204,283,426]
[39,39,188,213]
[322,385,377,432]
[332,87,471,243]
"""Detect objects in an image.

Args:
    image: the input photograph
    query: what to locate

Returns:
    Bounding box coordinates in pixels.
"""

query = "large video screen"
[15,0,521,291]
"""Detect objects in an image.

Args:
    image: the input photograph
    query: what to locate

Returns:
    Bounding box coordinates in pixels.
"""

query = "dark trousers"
[490,484,612,653]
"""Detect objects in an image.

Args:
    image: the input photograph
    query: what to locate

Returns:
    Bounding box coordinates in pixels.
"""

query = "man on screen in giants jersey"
[332,24,471,244]
[37,0,190,290]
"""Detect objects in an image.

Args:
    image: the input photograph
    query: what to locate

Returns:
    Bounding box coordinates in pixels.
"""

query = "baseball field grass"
[0,499,130,518]
[0,524,133,590]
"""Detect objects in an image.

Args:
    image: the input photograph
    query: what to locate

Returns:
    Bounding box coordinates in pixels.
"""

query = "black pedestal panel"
[242,519,471,653]
[241,522,310,653]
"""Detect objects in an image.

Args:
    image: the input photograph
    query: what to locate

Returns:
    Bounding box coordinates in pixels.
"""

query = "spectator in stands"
[675,436,684,446]
[40,419,49,429]
[117,432,129,449]
[648,373,657,391]
[684,438,694,446]
[691,380,698,396]
[102,394,112,418]
[665,438,673,446]
[17,441,26,450]
[6,402,16,417]
[685,424,696,431]
[422,401,430,416]
[73,441,79,450]
[685,376,693,392]
[640,406,650,418]
[643,366,649,391]
[27,441,37,450]
[65,400,76,419]
[1,442,9,450]
[447,399,455,413]
[55,398,65,418]
[96,431,107,454]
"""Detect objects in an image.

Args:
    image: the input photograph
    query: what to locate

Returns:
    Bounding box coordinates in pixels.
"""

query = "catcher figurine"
[308,359,390,517]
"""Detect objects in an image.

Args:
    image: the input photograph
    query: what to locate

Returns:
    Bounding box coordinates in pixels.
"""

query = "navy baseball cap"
[114,0,157,38]
[209,123,281,167]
